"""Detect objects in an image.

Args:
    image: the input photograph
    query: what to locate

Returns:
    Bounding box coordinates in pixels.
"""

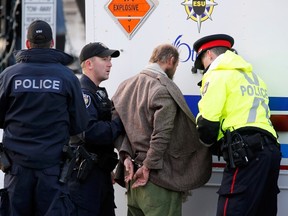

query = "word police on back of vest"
[240,84,268,99]
[13,77,62,93]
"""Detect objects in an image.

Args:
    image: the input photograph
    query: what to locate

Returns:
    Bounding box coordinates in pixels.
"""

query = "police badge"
[83,93,91,108]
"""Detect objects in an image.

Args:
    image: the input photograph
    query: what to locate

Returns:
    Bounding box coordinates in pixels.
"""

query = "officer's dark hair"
[210,47,229,56]
[149,44,179,65]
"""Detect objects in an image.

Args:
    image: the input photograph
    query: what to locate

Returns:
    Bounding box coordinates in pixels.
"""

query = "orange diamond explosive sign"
[106,0,158,39]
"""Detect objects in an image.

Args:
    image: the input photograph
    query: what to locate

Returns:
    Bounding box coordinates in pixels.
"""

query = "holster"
[59,145,77,183]
[221,130,248,168]
[221,130,264,168]
[76,146,98,181]
[76,147,119,181]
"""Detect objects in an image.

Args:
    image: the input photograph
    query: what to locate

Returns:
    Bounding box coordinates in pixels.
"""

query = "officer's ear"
[85,58,92,68]
[50,39,55,48]
[83,58,96,72]
[26,40,31,49]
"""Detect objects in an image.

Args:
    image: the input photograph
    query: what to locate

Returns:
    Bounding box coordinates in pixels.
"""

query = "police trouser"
[68,165,116,216]
[0,163,75,216]
[216,135,281,216]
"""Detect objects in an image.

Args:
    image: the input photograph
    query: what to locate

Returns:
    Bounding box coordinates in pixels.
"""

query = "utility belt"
[220,129,276,168]
[75,148,119,182]
[59,144,119,183]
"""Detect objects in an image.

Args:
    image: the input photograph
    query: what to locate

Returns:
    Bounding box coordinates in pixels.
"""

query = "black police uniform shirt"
[79,75,123,154]
[0,48,88,169]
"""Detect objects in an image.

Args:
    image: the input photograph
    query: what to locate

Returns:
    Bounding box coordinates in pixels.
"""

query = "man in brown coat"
[112,44,212,216]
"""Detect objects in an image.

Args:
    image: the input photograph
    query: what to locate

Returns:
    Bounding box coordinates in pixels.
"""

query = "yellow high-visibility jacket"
[197,50,277,144]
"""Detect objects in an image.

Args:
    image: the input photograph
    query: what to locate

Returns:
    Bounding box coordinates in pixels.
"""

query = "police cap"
[193,34,234,70]
[79,42,120,63]
[27,20,53,44]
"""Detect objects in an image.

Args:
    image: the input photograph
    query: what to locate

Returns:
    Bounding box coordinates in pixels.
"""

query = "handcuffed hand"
[131,165,150,189]
[124,157,134,183]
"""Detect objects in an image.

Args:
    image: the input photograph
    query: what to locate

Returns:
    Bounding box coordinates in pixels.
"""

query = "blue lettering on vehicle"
[173,35,197,63]
[13,77,62,93]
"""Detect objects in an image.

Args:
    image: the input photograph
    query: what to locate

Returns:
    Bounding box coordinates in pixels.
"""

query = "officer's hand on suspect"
[132,165,150,189]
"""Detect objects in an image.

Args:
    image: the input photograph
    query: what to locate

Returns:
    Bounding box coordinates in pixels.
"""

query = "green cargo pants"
[127,180,182,216]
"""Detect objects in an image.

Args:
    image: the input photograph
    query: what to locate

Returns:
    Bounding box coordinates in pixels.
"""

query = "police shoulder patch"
[83,93,91,108]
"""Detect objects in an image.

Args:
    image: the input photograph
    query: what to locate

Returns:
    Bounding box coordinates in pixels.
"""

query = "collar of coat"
[139,70,197,123]
[144,63,168,78]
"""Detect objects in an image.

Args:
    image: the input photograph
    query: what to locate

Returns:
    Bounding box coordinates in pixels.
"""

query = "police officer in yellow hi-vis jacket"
[193,34,282,216]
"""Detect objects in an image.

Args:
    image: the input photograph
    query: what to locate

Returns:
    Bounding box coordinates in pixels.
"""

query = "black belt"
[221,128,277,168]
[231,127,278,146]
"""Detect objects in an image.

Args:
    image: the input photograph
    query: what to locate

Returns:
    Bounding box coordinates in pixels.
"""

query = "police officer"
[68,42,124,216]
[193,34,282,216]
[0,20,88,215]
